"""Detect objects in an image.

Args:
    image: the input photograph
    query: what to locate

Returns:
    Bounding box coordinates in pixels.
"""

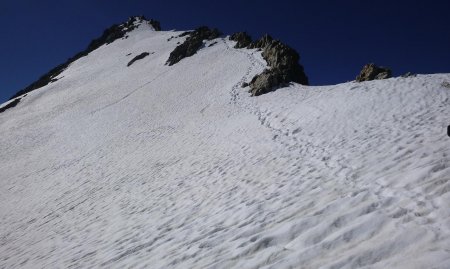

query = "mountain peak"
[9,16,161,100]
[121,15,161,32]
[1,12,449,269]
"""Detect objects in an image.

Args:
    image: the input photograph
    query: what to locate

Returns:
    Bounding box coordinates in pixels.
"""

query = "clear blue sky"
[1,0,450,103]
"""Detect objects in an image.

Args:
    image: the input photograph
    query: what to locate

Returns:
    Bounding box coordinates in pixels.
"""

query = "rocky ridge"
[9,17,309,103]
[9,16,399,108]
[10,16,161,100]
[0,96,23,113]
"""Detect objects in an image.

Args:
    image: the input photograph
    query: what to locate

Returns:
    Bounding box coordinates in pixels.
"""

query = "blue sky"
[1,0,450,103]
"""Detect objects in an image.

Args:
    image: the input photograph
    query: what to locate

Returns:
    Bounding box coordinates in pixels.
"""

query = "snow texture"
[1,22,450,268]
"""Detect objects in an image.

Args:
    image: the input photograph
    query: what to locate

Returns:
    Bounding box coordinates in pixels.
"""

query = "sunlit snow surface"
[1,23,450,268]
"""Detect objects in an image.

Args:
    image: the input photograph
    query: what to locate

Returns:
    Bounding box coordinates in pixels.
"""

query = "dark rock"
[189,26,221,40]
[248,34,274,49]
[208,41,218,47]
[229,32,252,49]
[167,33,187,42]
[0,98,21,113]
[401,72,416,78]
[10,16,161,100]
[356,63,392,82]
[178,31,193,38]
[249,70,283,96]
[166,38,203,66]
[248,35,308,96]
[166,26,221,66]
[442,81,450,89]
[248,67,308,96]
[84,16,160,53]
[127,52,150,67]
[241,82,249,88]
[262,40,302,71]
[147,19,161,31]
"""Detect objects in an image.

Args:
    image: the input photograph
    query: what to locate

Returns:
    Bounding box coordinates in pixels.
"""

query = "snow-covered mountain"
[1,17,449,269]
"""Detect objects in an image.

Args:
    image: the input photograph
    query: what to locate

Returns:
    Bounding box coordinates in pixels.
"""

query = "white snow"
[1,23,450,268]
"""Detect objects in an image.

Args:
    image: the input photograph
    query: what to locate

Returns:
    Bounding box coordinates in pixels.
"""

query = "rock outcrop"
[229,32,252,49]
[166,27,221,66]
[248,69,285,96]
[401,72,416,78]
[356,63,392,82]
[127,52,151,67]
[248,34,274,50]
[10,16,160,100]
[246,35,308,96]
[0,97,22,113]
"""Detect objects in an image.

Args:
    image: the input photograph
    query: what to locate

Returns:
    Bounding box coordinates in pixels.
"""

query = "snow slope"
[1,22,450,268]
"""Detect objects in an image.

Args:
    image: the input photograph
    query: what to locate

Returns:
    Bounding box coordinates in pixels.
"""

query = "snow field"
[1,22,450,268]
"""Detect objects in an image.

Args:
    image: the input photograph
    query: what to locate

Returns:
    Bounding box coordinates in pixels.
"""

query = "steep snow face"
[1,24,450,269]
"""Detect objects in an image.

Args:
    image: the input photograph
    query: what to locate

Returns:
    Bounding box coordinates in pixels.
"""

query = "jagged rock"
[247,35,308,96]
[241,82,249,88]
[0,98,21,113]
[166,26,221,66]
[127,52,150,67]
[356,63,392,82]
[10,16,161,100]
[229,32,252,49]
[248,34,274,49]
[262,40,302,71]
